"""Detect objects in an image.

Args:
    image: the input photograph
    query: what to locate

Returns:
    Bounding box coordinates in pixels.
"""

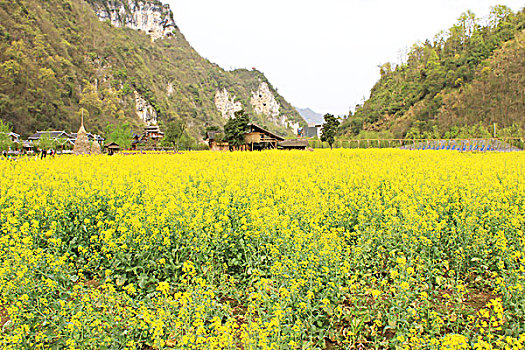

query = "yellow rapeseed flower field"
[0,149,524,349]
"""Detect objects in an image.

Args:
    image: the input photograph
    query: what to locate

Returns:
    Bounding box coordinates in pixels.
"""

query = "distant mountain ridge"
[296,107,324,125]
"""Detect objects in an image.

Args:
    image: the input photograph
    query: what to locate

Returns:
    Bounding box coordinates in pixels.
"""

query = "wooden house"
[28,130,71,143]
[244,123,285,150]
[27,130,74,150]
[105,142,120,155]
[0,132,20,149]
[21,140,35,152]
[6,132,20,143]
[131,125,165,149]
[209,140,229,151]
[206,123,285,151]
[205,130,229,151]
[143,125,164,144]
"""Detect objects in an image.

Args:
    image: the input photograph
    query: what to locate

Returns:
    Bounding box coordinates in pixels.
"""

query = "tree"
[163,120,186,150]
[488,5,512,29]
[203,125,222,140]
[224,110,249,150]
[343,116,364,136]
[179,133,196,151]
[104,123,133,150]
[0,120,14,152]
[37,133,56,151]
[320,114,340,150]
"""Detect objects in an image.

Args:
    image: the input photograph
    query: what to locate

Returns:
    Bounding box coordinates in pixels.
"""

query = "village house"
[0,132,21,153]
[206,130,229,151]
[28,130,71,143]
[0,131,19,143]
[27,130,104,152]
[244,123,285,150]
[132,125,165,149]
[6,132,20,143]
[143,125,164,143]
[105,142,120,155]
[21,141,34,152]
[207,123,286,151]
[28,131,75,150]
[302,124,323,138]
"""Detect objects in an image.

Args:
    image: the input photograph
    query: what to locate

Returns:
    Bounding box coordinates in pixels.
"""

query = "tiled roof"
[279,139,309,148]
[247,123,285,141]
[28,131,71,140]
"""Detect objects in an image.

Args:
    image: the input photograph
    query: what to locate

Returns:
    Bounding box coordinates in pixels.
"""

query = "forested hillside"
[0,0,303,138]
[340,6,525,139]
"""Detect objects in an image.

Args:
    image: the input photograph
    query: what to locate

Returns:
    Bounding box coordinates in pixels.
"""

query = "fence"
[308,138,524,152]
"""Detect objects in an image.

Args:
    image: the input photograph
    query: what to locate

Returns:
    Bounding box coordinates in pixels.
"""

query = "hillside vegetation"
[0,0,302,137]
[340,6,525,139]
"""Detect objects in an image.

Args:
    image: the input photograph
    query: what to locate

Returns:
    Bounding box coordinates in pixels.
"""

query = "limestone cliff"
[90,0,177,41]
[215,89,242,120]
[250,82,300,134]
[89,0,303,135]
[134,92,158,126]
[251,82,280,119]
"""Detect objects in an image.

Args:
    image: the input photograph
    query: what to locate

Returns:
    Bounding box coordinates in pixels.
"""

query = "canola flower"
[0,149,524,349]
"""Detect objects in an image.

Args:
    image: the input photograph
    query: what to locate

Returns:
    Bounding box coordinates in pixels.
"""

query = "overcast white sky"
[167,0,524,116]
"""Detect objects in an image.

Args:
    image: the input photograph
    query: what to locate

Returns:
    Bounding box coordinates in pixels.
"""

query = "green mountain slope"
[340,6,525,139]
[436,29,525,136]
[0,0,304,138]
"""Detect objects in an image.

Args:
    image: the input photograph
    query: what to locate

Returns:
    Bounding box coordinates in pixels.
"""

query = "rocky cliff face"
[251,82,280,119]
[213,83,300,134]
[134,91,158,125]
[90,1,303,134]
[251,82,300,134]
[92,0,177,41]
[215,89,243,119]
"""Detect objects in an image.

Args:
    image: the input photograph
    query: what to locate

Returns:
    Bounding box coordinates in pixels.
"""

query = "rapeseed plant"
[0,150,524,349]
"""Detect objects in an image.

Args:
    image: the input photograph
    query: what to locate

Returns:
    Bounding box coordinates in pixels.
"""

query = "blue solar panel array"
[400,139,523,152]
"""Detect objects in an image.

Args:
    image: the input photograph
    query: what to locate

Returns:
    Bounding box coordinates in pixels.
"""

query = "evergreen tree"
[0,120,14,152]
[320,114,340,150]
[224,110,250,150]
[105,123,133,150]
[163,120,186,151]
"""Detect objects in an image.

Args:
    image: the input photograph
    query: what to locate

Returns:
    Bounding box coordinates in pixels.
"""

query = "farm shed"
[278,139,309,150]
